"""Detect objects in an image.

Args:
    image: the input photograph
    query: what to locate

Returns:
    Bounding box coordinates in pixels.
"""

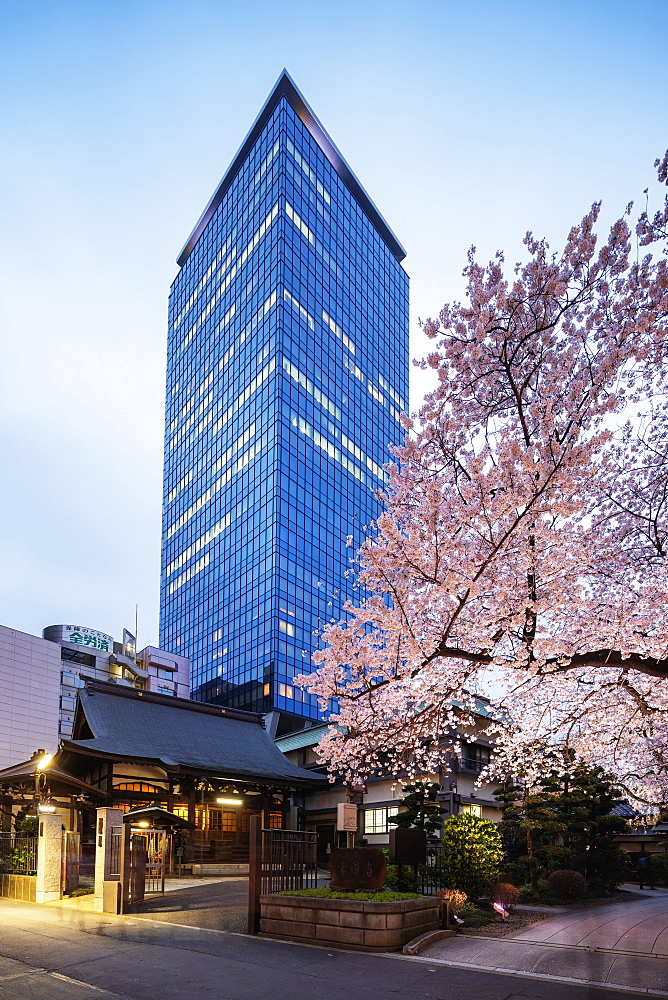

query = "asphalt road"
[0,897,652,1000]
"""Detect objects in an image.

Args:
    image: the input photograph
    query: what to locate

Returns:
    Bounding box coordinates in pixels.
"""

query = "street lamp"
[32,750,54,814]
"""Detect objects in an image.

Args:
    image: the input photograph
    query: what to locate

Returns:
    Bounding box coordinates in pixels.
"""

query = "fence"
[418,844,448,894]
[109,827,122,878]
[0,833,38,875]
[248,817,318,933]
[260,828,318,895]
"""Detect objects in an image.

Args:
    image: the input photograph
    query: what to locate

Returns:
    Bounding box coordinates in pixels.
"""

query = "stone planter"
[0,873,37,901]
[260,894,440,952]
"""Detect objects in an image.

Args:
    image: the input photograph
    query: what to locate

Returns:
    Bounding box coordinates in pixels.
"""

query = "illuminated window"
[269,812,283,829]
[283,357,340,420]
[222,811,237,833]
[363,807,399,834]
[461,803,482,818]
[113,782,165,794]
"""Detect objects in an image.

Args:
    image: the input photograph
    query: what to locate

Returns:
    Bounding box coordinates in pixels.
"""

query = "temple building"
[0,679,323,862]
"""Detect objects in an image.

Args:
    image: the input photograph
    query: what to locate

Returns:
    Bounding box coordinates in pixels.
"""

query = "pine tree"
[388,781,445,837]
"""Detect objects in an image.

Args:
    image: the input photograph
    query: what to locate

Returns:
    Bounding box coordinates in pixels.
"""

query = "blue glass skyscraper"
[160,72,408,730]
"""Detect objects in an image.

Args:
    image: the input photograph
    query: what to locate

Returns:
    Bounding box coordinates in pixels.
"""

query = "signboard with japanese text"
[62,625,115,652]
[329,848,386,891]
[336,802,358,832]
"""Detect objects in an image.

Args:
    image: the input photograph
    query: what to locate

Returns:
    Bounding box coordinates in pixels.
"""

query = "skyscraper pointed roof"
[177,70,406,267]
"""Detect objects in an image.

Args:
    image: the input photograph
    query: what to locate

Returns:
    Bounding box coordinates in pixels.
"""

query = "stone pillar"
[94,807,123,913]
[35,813,62,904]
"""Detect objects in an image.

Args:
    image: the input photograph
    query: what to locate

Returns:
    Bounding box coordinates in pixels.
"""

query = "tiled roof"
[64,680,325,786]
[274,723,333,752]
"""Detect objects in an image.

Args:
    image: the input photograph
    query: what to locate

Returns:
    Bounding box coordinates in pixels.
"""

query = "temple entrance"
[61,830,81,894]
[142,828,167,894]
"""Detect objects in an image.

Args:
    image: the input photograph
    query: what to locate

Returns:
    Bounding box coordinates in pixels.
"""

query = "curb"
[402,929,456,955]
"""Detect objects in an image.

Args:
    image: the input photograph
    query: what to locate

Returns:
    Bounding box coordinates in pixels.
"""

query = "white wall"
[0,625,61,770]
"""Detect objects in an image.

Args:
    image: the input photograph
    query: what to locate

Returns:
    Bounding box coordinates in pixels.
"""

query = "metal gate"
[144,829,167,894]
[248,816,318,933]
[119,826,169,911]
[120,827,146,912]
[61,831,80,894]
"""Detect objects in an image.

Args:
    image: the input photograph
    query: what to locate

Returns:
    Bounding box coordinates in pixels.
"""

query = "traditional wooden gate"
[144,829,167,894]
[61,831,80,894]
[119,826,169,911]
[119,826,147,912]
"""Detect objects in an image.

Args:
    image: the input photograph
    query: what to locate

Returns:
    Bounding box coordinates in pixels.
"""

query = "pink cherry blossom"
[297,152,668,805]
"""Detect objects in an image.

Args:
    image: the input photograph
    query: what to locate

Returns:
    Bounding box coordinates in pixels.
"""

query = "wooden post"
[247,813,262,935]
[119,822,131,914]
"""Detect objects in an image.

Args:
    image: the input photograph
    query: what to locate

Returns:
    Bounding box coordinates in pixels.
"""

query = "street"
[0,897,654,1000]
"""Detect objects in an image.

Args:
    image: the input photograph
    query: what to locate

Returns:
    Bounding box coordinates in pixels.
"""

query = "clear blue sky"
[1,0,666,646]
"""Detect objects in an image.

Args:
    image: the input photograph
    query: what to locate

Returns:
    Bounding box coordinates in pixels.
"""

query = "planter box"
[260,894,440,952]
[0,873,37,901]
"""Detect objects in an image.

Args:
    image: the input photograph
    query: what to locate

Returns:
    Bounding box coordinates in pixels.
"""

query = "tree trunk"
[526,825,540,900]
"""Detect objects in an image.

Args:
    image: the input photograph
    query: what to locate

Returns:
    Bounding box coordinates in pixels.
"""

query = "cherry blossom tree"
[299,154,668,803]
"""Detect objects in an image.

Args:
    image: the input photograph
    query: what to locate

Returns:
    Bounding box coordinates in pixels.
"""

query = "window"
[113,782,165,794]
[60,696,76,711]
[363,806,399,834]
[269,811,283,829]
[61,671,82,687]
[61,647,95,668]
[461,803,482,818]
[460,743,491,773]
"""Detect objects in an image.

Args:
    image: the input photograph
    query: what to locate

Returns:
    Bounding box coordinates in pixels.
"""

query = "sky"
[1,0,666,648]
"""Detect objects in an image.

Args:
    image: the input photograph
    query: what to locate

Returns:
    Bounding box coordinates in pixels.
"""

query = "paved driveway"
[133,876,249,933]
[421,887,668,996]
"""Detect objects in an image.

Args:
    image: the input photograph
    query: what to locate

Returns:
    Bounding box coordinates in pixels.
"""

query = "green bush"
[585,843,630,893]
[68,887,94,897]
[490,882,520,910]
[460,906,493,927]
[545,869,587,898]
[649,853,668,886]
[277,887,421,901]
[441,814,504,900]
[17,817,38,835]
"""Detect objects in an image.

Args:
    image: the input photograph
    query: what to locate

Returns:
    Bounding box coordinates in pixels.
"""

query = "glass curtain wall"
[161,76,409,723]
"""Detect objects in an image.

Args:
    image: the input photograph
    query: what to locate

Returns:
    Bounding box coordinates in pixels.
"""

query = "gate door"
[144,829,167,894]
[62,831,81,894]
[120,827,146,912]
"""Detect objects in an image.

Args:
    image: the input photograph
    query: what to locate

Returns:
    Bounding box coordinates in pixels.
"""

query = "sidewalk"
[0,895,644,1000]
[420,886,668,995]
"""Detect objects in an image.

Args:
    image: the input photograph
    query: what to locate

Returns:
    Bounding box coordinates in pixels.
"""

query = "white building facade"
[0,626,62,771]
[0,622,190,769]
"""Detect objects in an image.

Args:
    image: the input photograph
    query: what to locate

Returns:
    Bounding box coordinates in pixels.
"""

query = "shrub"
[277,888,420,901]
[585,843,630,892]
[649,853,668,886]
[17,817,38,835]
[461,907,493,927]
[439,888,467,913]
[490,882,520,910]
[545,869,587,898]
[68,887,94,897]
[441,814,504,900]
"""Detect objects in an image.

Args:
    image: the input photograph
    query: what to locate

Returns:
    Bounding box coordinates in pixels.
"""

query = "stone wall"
[0,874,36,901]
[260,894,439,952]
